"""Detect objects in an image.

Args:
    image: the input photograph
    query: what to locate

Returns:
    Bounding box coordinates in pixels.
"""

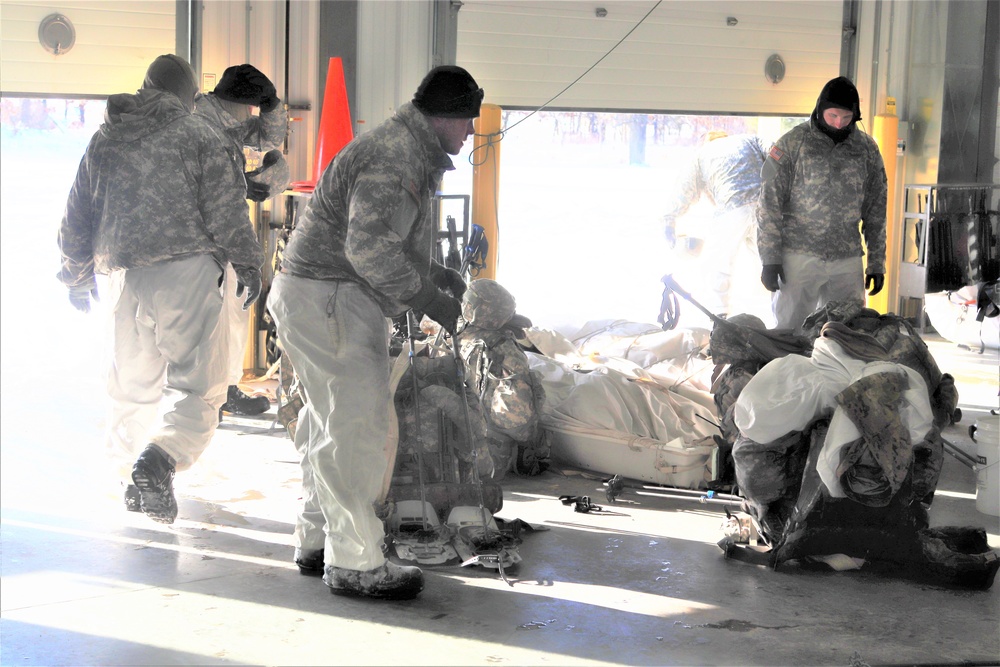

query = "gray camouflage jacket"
[194,93,291,198]
[756,120,887,274]
[662,134,767,226]
[58,89,264,289]
[280,102,453,316]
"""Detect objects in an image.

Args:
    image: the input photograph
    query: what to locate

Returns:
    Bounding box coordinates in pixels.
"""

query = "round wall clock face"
[39,14,76,56]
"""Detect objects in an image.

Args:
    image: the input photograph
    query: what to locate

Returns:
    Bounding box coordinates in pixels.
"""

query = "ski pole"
[661,274,725,326]
[406,310,430,531]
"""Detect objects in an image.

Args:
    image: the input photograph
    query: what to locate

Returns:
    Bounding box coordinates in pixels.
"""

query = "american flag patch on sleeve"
[768,145,784,161]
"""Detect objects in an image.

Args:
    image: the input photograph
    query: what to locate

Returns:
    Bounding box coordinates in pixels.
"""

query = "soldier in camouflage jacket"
[57,55,265,524]
[267,66,483,600]
[194,64,291,415]
[756,76,887,333]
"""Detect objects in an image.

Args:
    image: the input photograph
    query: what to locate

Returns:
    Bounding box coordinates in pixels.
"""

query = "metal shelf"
[898,183,1000,330]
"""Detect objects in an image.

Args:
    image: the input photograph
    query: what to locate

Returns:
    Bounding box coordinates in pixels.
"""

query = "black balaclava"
[412,66,483,118]
[142,54,198,112]
[811,76,861,144]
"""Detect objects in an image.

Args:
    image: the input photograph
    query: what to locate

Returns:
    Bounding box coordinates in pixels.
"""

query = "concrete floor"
[1,336,997,666]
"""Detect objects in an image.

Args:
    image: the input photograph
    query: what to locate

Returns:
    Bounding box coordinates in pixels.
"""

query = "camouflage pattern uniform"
[267,101,457,571]
[457,279,549,477]
[194,92,290,385]
[58,87,263,479]
[194,91,290,193]
[757,110,887,332]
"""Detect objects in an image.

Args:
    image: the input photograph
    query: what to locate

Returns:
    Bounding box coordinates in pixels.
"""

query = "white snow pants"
[772,252,864,333]
[266,273,391,571]
[105,255,230,481]
[221,263,250,385]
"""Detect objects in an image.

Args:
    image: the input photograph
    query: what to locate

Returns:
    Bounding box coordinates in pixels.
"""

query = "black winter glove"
[433,267,467,300]
[259,93,280,113]
[245,179,270,202]
[246,179,270,202]
[761,264,784,292]
[866,273,885,296]
[233,265,262,310]
[421,290,462,334]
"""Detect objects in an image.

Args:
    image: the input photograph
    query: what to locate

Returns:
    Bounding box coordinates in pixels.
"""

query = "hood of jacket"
[100,88,191,143]
[809,76,861,144]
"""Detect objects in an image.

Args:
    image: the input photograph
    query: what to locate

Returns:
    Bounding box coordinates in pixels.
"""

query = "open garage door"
[457,0,844,115]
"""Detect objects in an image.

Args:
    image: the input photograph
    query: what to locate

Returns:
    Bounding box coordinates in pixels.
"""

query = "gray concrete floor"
[1,336,997,666]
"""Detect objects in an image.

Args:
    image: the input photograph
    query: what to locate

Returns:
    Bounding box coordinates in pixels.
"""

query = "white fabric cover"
[525,322,718,450]
[733,337,934,497]
[923,286,999,350]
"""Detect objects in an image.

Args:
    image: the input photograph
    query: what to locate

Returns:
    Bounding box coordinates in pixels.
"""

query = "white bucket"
[973,415,1000,517]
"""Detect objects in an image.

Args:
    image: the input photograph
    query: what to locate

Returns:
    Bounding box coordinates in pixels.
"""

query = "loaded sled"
[382,313,522,579]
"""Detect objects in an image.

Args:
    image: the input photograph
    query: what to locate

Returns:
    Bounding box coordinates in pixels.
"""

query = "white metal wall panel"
[0,1,175,95]
[199,1,285,99]
[356,0,433,131]
[457,0,844,115]
[199,0,250,92]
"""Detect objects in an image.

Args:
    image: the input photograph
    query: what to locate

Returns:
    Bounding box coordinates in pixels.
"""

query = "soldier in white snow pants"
[267,275,392,572]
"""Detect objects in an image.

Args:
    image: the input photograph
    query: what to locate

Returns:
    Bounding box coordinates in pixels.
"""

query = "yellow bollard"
[871,98,899,314]
[471,104,502,280]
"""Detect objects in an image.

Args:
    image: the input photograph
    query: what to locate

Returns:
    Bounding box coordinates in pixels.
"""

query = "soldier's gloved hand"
[246,179,270,202]
[68,278,99,314]
[244,66,279,112]
[866,273,884,296]
[421,290,462,334]
[761,264,784,292]
[664,223,677,249]
[233,265,262,310]
[259,93,280,113]
[433,267,467,300]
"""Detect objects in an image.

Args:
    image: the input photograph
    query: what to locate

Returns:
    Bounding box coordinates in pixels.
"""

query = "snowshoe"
[387,500,459,565]
[447,506,522,571]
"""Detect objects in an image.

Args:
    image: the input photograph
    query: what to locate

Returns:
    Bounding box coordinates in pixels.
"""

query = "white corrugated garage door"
[457,0,844,114]
[0,1,175,96]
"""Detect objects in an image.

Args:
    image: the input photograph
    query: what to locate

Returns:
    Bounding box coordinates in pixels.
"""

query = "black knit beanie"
[412,66,483,118]
[214,64,275,107]
[142,54,198,112]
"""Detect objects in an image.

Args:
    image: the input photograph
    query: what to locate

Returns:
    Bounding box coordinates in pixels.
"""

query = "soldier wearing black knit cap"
[193,63,291,417]
[756,76,888,334]
[267,65,483,600]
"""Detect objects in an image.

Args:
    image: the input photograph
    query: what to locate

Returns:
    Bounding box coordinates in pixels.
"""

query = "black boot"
[221,384,270,416]
[131,445,177,524]
[294,547,324,575]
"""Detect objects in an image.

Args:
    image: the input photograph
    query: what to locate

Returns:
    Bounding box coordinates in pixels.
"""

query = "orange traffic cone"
[291,57,353,192]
